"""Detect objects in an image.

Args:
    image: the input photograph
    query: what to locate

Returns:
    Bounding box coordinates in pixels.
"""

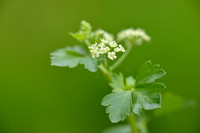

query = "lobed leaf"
[136,61,166,87]
[132,83,165,115]
[50,45,98,72]
[70,33,86,42]
[70,20,92,43]
[102,91,132,123]
[109,73,126,92]
[103,125,131,133]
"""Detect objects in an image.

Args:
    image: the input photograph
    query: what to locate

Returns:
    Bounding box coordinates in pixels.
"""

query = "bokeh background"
[0,0,200,133]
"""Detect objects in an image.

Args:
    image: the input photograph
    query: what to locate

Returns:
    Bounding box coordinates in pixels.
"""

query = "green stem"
[110,45,133,71]
[128,113,139,133]
[98,63,112,82]
[99,44,137,133]
[99,63,138,133]
[137,116,149,133]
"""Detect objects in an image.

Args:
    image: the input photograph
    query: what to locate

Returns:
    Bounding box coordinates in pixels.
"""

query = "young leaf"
[132,83,165,115]
[103,125,131,133]
[70,20,92,43]
[70,33,85,42]
[136,61,166,87]
[126,76,136,90]
[50,45,98,72]
[102,91,132,123]
[109,73,126,92]
[79,20,92,34]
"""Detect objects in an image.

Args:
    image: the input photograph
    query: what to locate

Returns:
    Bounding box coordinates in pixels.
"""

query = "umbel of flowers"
[89,39,125,60]
[51,20,151,72]
[117,28,151,46]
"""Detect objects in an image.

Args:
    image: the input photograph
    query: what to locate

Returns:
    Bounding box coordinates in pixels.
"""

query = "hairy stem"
[128,113,139,133]
[110,45,132,71]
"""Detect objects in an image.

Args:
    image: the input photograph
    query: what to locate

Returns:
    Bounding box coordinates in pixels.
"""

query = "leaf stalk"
[128,113,139,133]
[110,45,133,71]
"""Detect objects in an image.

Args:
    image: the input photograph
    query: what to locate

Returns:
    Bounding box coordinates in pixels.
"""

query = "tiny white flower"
[109,41,118,48]
[101,39,109,44]
[104,46,110,52]
[108,52,117,60]
[119,45,126,52]
[89,43,98,50]
[91,51,100,58]
[98,47,104,54]
[142,34,151,42]
[114,45,125,52]
[117,28,151,45]
[94,29,114,41]
[99,42,105,48]
[89,39,125,60]
[114,47,120,52]
[99,47,109,54]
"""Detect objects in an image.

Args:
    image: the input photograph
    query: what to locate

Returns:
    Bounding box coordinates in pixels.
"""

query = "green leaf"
[136,61,166,87]
[50,45,98,72]
[103,125,131,133]
[132,61,166,114]
[80,20,92,34]
[109,73,126,92]
[136,82,165,92]
[126,76,136,90]
[102,91,132,123]
[102,61,166,119]
[70,20,92,42]
[70,32,85,42]
[133,83,165,115]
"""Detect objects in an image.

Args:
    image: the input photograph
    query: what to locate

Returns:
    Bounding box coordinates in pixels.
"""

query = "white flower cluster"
[117,28,151,45]
[91,29,114,45]
[89,39,125,60]
[94,29,114,41]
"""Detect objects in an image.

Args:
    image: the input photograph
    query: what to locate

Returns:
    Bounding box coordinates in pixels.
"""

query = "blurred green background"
[0,0,200,132]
